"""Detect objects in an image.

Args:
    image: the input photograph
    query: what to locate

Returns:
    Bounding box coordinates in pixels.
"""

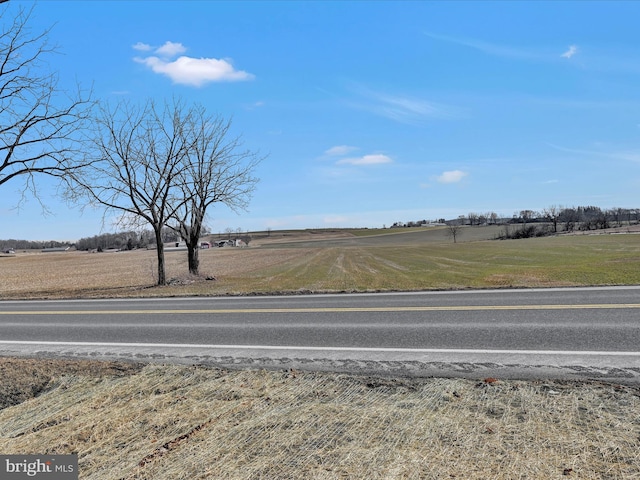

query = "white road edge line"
[0,340,639,357]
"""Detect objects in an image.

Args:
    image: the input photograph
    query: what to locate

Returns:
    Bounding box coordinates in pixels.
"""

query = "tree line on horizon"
[393,205,640,233]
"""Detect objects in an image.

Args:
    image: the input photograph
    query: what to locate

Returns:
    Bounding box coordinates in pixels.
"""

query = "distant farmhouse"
[214,239,247,248]
[42,247,71,253]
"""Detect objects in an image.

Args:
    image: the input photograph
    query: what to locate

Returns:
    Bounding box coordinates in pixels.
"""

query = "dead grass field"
[0,358,639,479]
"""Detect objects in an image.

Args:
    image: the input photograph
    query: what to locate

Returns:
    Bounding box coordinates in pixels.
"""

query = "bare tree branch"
[0,4,93,208]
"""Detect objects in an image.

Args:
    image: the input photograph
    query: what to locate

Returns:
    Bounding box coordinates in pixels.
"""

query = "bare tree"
[559,206,579,232]
[542,205,560,233]
[168,106,262,275]
[519,210,536,224]
[0,4,92,207]
[611,207,625,228]
[446,222,462,243]
[68,99,192,285]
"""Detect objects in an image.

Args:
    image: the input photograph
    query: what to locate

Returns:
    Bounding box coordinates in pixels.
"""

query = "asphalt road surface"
[1,286,639,383]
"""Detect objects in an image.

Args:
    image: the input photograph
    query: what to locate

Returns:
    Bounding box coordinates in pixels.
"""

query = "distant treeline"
[2,226,234,252]
[75,229,181,251]
[0,239,72,250]
[394,205,640,232]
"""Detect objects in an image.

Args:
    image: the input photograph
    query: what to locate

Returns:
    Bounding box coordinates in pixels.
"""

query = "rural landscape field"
[2,0,640,477]
[1,227,640,478]
[2,226,640,299]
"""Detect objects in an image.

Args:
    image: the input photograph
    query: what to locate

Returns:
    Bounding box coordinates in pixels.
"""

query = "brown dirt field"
[0,247,314,298]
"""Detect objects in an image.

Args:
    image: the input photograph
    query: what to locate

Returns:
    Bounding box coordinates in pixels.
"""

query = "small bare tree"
[169,106,262,276]
[1,4,92,207]
[446,222,462,243]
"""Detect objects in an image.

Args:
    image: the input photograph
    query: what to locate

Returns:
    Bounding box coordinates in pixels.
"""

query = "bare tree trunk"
[154,228,167,285]
[186,221,203,275]
[182,228,199,276]
[187,243,199,275]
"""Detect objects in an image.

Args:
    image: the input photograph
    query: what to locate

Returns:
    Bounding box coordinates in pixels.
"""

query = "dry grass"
[0,357,142,410]
[0,358,639,479]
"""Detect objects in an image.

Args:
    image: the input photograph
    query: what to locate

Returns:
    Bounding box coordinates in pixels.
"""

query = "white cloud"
[132,42,152,52]
[325,145,358,156]
[561,45,578,59]
[134,55,254,86]
[133,41,254,87]
[337,154,392,166]
[155,41,187,57]
[436,170,468,184]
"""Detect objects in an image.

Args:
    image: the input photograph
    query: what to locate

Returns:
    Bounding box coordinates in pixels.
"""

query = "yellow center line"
[1,304,640,315]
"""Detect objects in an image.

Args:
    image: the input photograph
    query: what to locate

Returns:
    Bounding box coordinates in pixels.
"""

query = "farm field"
[2,227,640,478]
[1,226,640,298]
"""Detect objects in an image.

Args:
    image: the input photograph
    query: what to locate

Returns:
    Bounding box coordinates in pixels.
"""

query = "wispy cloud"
[348,85,462,125]
[133,41,254,87]
[337,154,392,166]
[243,100,265,111]
[424,31,546,61]
[132,42,152,52]
[325,145,358,156]
[436,170,468,184]
[547,143,640,163]
[424,31,585,65]
[427,31,640,78]
[561,45,578,59]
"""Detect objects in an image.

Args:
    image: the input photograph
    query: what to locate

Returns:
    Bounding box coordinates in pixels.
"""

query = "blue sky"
[3,1,640,241]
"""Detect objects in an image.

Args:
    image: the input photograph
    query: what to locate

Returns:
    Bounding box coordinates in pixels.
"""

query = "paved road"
[1,286,639,383]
